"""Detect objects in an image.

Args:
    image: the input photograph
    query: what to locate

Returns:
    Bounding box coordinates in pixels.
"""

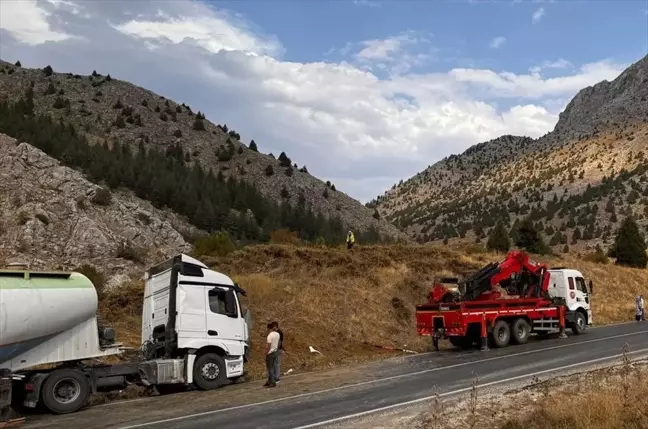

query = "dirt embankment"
[99,243,648,382]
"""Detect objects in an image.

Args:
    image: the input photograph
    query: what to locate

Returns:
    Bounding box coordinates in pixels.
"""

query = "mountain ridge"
[372,54,648,252]
[0,59,407,243]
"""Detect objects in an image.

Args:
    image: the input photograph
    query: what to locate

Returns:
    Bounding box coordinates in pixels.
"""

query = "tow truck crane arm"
[429,250,550,304]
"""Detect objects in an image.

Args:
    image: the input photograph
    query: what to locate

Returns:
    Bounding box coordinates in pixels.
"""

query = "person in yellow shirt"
[346,230,355,249]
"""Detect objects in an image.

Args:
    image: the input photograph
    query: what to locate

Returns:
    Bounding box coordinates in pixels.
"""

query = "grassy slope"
[100,243,648,379]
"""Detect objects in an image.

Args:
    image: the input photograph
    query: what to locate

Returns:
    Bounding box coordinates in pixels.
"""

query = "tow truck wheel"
[511,318,531,345]
[571,311,587,335]
[193,353,226,390]
[41,369,90,414]
[491,320,511,348]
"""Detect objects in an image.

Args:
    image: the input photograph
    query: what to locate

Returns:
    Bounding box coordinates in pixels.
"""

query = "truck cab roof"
[548,268,585,277]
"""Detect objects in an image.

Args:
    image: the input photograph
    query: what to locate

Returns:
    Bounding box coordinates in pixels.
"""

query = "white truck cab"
[547,268,593,332]
[140,254,251,390]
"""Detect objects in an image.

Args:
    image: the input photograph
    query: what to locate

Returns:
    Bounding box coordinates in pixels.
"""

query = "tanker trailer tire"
[193,353,226,390]
[511,318,531,345]
[41,369,90,415]
[491,320,511,348]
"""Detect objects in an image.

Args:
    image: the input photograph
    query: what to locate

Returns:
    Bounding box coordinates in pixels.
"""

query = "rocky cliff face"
[0,133,196,284]
[0,60,406,241]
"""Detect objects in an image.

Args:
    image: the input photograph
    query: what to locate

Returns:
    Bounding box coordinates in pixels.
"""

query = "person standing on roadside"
[272,321,284,383]
[264,322,280,388]
[636,295,644,322]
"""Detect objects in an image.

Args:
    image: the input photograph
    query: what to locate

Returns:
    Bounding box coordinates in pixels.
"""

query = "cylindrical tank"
[0,271,98,365]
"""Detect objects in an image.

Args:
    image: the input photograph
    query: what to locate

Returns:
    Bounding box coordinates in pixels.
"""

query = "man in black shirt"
[271,321,284,383]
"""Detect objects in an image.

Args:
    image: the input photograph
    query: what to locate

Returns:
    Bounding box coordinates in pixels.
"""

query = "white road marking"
[95,321,635,409]
[290,348,648,429]
[117,328,648,429]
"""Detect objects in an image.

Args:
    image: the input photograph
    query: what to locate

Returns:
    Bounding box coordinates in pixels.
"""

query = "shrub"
[141,99,148,107]
[43,65,53,76]
[115,241,146,263]
[113,99,123,109]
[265,164,274,176]
[249,140,258,151]
[173,129,182,138]
[285,166,294,177]
[193,231,236,257]
[269,228,300,245]
[75,264,107,298]
[583,246,608,264]
[114,116,126,129]
[193,116,205,131]
[14,61,21,67]
[159,112,168,121]
[52,97,69,109]
[44,82,57,95]
[91,187,112,206]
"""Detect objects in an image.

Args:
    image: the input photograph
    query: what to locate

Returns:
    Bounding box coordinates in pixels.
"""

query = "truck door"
[205,287,244,347]
[574,277,590,308]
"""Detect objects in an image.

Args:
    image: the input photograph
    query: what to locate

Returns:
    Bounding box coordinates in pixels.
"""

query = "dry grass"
[411,354,648,429]
[98,243,648,380]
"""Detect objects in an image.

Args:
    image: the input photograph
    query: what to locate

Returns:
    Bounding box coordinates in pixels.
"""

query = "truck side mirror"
[589,280,593,294]
[224,289,238,318]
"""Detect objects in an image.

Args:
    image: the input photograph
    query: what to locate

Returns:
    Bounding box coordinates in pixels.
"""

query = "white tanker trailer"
[0,254,251,420]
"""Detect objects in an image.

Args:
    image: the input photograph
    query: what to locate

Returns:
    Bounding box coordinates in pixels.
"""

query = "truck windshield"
[575,277,587,293]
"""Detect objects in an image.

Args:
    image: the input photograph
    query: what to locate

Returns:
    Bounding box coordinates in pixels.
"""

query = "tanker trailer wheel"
[511,318,531,345]
[193,353,226,390]
[491,320,511,348]
[41,369,90,414]
[449,336,474,350]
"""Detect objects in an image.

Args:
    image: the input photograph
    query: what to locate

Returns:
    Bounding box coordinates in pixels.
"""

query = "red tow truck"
[416,251,593,350]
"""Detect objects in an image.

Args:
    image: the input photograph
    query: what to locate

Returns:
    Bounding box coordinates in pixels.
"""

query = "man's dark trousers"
[266,351,279,385]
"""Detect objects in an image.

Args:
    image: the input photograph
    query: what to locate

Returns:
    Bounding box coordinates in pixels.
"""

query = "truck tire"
[41,369,90,414]
[571,311,587,335]
[511,318,531,345]
[491,320,511,348]
[193,353,226,390]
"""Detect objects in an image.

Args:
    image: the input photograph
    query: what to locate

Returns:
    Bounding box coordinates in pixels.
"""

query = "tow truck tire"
[193,353,226,390]
[511,318,531,345]
[571,311,587,335]
[41,369,90,414]
[491,320,511,348]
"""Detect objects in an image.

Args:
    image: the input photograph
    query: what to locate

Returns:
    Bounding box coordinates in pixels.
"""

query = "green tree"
[609,216,647,268]
[249,140,258,151]
[515,217,550,254]
[486,221,510,253]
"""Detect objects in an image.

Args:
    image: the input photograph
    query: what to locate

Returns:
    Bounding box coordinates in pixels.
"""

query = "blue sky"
[0,0,647,202]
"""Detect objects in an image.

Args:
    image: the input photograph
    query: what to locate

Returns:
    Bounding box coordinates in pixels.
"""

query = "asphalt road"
[24,322,648,429]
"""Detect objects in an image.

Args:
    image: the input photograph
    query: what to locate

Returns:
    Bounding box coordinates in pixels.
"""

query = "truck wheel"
[571,312,587,335]
[511,318,531,345]
[193,353,226,390]
[41,369,90,414]
[491,320,511,348]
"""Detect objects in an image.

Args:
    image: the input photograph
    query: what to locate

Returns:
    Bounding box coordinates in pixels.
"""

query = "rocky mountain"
[371,54,648,252]
[0,60,406,242]
[0,133,194,286]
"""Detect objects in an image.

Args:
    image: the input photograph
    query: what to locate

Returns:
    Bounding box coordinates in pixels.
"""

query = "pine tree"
[515,217,549,254]
[610,216,647,268]
[486,221,510,253]
[249,140,258,151]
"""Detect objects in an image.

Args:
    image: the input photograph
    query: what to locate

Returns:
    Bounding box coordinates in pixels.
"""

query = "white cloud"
[0,1,629,203]
[112,3,282,56]
[529,58,573,74]
[532,7,546,23]
[489,36,506,49]
[353,0,381,7]
[0,0,73,45]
